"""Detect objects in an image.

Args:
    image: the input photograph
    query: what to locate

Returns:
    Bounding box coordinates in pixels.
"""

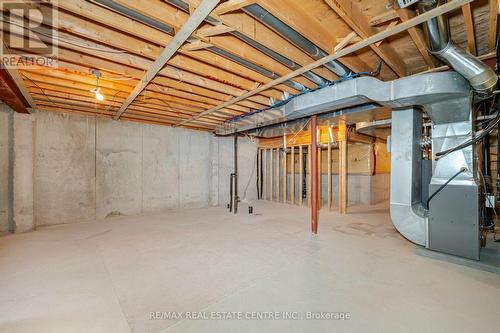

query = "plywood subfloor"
[1,202,499,332]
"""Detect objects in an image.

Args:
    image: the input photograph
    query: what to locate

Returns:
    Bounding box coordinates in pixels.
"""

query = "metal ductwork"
[243,4,353,79]
[419,0,497,96]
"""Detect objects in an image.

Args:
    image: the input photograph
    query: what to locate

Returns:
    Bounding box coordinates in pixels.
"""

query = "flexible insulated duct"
[419,0,497,96]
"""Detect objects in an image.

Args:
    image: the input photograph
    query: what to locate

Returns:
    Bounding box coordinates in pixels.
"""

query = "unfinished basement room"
[2,0,500,332]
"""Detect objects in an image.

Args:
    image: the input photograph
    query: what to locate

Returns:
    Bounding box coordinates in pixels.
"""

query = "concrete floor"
[1,202,499,333]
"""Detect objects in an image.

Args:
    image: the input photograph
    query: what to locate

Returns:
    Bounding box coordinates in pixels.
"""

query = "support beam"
[178,0,469,127]
[308,144,312,208]
[317,144,322,210]
[5,68,36,109]
[327,142,332,211]
[114,0,220,119]
[338,120,347,214]
[0,66,30,113]
[291,147,295,205]
[311,115,318,234]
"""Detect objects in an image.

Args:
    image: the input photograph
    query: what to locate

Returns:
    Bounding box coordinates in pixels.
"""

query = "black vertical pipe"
[234,134,238,214]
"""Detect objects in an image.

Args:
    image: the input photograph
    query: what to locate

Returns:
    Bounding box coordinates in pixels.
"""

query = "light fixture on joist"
[90,69,105,101]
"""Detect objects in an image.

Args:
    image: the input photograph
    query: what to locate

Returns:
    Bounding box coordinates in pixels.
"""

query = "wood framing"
[179,0,471,127]
[114,0,221,119]
[462,4,477,55]
[0,0,482,129]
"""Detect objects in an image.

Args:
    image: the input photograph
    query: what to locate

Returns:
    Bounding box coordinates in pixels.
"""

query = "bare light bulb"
[95,91,105,101]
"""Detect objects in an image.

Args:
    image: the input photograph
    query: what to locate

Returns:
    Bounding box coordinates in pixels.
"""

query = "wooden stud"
[317,145,322,210]
[462,4,477,55]
[269,148,273,201]
[489,0,498,51]
[257,149,261,200]
[308,144,312,208]
[299,145,303,207]
[338,120,348,214]
[263,149,267,200]
[327,142,332,211]
[276,148,280,202]
[291,146,295,205]
[283,148,287,203]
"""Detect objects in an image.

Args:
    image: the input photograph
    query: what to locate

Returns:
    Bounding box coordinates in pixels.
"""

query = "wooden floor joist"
[0,0,486,130]
[177,0,472,127]
[114,0,221,119]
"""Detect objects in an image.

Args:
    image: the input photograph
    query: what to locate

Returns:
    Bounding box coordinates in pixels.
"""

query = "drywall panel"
[34,112,95,226]
[96,119,142,219]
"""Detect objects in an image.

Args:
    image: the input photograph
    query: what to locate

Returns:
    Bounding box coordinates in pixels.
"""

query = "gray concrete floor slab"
[1,202,499,333]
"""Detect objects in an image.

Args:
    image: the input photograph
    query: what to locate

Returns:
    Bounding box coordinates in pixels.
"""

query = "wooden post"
[263,149,267,201]
[291,146,295,205]
[311,115,318,234]
[318,145,322,210]
[299,145,303,207]
[257,149,261,200]
[283,148,287,203]
[338,120,348,214]
[276,148,280,202]
[308,144,312,207]
[327,142,332,210]
[270,148,273,201]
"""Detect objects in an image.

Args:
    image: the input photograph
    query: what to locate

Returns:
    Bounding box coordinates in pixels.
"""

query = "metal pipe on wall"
[311,115,318,234]
[233,134,239,214]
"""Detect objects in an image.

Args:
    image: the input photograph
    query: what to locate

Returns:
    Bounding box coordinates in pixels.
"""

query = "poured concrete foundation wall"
[32,111,257,226]
[13,113,34,232]
[0,105,12,233]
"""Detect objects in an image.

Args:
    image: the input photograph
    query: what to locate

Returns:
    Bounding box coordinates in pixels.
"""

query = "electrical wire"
[435,107,500,159]
[426,167,468,209]
[20,72,58,106]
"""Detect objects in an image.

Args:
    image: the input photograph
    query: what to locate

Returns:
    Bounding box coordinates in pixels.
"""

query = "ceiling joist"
[114,0,221,119]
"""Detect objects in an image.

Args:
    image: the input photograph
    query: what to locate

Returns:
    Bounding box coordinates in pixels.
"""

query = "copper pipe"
[311,115,318,234]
